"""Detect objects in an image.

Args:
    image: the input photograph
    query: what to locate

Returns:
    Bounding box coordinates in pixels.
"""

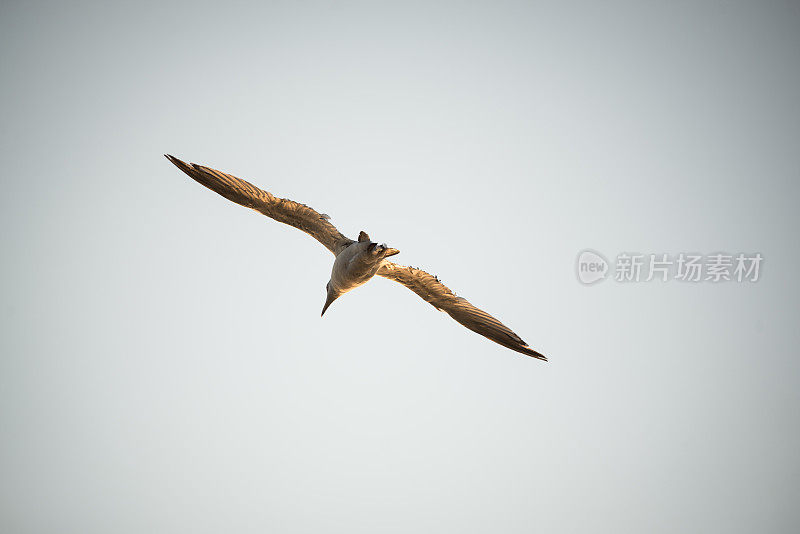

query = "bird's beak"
[383,248,400,258]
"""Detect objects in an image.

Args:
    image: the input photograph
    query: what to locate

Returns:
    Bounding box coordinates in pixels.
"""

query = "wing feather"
[377,261,547,361]
[166,155,353,254]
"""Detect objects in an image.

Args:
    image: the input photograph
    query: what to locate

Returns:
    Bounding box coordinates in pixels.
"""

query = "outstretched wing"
[377,261,546,361]
[166,155,354,255]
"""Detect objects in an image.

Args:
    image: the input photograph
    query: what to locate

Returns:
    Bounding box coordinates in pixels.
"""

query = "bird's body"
[329,241,374,293]
[329,235,397,294]
[166,154,547,361]
[323,232,399,315]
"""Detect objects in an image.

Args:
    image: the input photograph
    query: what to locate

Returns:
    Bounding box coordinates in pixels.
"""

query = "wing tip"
[164,153,181,166]
[516,342,548,361]
[525,348,548,362]
[164,153,200,178]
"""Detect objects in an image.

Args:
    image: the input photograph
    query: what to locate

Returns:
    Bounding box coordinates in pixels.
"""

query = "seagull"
[166,155,547,361]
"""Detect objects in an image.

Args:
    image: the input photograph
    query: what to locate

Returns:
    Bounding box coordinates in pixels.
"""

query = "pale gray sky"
[2,1,799,532]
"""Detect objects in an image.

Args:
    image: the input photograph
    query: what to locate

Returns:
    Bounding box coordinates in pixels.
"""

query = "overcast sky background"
[2,1,799,532]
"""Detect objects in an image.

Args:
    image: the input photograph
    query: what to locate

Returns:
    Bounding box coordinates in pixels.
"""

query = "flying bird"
[166,155,546,361]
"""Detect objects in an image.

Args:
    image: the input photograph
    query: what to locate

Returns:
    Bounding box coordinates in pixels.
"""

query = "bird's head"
[358,230,399,259]
[367,241,400,259]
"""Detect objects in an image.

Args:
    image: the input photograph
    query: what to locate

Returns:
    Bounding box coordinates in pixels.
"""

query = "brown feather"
[377,262,546,361]
[165,155,353,255]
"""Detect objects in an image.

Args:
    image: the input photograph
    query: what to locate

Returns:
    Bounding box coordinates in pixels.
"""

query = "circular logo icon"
[576,249,609,285]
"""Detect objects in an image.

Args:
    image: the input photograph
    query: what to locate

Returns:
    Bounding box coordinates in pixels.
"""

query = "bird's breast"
[330,244,380,291]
